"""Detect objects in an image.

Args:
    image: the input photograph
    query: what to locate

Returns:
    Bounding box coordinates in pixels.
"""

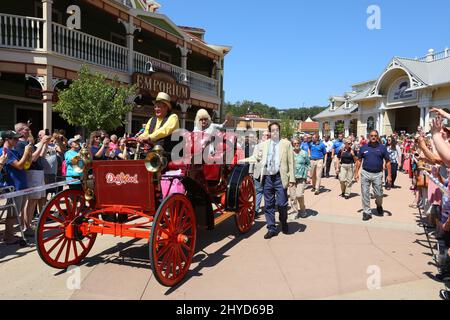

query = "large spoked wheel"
[150,193,197,287]
[36,189,97,269]
[235,175,256,233]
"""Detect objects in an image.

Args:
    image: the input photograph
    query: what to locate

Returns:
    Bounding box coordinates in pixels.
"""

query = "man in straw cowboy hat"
[137,92,180,157]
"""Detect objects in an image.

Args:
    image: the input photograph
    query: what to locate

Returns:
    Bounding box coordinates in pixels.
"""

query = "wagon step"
[214,211,235,227]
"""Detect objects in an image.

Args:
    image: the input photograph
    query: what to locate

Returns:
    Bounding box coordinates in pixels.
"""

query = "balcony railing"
[0,14,44,50]
[134,52,219,97]
[187,70,218,97]
[0,13,219,97]
[52,23,129,72]
[134,51,184,82]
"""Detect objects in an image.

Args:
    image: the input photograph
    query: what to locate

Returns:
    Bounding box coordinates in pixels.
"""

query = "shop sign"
[132,72,190,102]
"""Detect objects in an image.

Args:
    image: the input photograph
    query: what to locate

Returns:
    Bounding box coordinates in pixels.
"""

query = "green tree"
[280,114,296,139]
[54,65,138,132]
[224,100,327,121]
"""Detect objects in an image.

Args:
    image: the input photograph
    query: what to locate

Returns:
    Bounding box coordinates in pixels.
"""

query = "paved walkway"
[0,171,447,299]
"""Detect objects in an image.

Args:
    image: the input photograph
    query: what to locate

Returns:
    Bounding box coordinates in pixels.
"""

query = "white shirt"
[265,139,281,175]
[324,140,333,153]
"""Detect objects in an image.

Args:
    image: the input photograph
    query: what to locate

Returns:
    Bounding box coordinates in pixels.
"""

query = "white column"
[118,16,139,74]
[330,121,335,139]
[126,112,132,135]
[42,68,53,131]
[424,107,430,132]
[344,119,350,137]
[379,112,384,135]
[177,45,191,84]
[42,0,53,52]
[419,107,425,128]
[318,122,323,139]
[179,102,191,129]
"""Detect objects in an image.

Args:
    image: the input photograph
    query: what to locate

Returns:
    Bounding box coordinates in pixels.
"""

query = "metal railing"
[187,70,218,97]
[415,49,450,62]
[0,13,219,97]
[134,51,184,81]
[52,22,129,72]
[0,13,44,50]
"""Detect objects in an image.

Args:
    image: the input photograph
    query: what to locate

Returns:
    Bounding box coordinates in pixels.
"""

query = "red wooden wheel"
[36,189,97,269]
[150,193,196,287]
[235,175,256,233]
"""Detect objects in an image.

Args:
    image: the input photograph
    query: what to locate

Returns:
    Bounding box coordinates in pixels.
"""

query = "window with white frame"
[34,1,63,24]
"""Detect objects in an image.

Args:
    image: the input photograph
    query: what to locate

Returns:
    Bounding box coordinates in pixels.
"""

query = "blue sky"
[161,0,450,109]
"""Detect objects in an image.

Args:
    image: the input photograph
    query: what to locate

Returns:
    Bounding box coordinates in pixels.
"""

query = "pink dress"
[402,155,410,173]
[428,166,442,205]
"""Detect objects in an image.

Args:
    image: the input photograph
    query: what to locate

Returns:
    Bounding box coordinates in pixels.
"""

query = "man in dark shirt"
[354,130,392,221]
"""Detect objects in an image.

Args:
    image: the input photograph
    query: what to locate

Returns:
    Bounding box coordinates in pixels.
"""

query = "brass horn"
[72,156,85,174]
[84,188,94,201]
[72,145,92,173]
[144,145,167,173]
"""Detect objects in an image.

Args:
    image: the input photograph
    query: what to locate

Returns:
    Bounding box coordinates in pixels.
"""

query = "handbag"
[416,172,428,188]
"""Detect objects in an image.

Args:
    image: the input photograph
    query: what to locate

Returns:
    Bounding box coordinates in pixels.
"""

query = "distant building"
[229,110,279,136]
[297,117,319,135]
[314,48,450,138]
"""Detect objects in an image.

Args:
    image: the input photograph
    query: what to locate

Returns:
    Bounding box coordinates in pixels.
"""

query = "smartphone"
[3,147,7,155]
[45,129,50,136]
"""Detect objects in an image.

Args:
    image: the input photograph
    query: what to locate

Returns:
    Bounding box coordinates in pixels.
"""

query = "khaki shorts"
[26,170,46,200]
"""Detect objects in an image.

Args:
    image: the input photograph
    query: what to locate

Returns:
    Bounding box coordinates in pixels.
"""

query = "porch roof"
[313,104,359,120]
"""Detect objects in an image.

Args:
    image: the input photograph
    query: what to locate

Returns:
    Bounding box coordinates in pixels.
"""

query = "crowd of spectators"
[0,124,132,246]
[1,109,449,300]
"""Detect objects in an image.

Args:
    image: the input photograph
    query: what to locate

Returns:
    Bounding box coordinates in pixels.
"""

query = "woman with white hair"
[193,109,230,155]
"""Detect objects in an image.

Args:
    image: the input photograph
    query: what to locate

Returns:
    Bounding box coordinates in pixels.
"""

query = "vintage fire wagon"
[35,132,255,287]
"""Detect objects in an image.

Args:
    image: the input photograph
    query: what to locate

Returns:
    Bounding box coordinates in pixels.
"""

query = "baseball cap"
[1,130,23,140]
[68,136,81,145]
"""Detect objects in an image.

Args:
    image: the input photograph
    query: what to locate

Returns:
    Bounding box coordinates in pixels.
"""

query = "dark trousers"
[385,163,398,187]
[323,152,332,177]
[263,173,288,233]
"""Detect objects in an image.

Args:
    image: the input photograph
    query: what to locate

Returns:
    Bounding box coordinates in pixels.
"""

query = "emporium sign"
[132,72,190,102]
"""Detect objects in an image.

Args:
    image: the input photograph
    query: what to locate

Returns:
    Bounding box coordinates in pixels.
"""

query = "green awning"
[138,15,183,38]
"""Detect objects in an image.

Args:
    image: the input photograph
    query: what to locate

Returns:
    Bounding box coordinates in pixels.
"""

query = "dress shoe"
[377,206,384,216]
[281,224,289,234]
[439,289,450,300]
[264,231,277,239]
[362,213,372,221]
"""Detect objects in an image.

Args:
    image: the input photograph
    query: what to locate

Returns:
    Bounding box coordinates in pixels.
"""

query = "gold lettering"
[181,87,188,99]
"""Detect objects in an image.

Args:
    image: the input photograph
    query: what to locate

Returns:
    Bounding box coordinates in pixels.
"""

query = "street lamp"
[145,61,155,73]
[180,72,188,83]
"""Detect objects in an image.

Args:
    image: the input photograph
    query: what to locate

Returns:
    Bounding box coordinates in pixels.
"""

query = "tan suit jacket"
[243,139,295,189]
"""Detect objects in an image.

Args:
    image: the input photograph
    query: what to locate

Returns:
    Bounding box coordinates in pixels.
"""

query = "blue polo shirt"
[0,148,28,190]
[332,139,344,155]
[358,142,390,173]
[301,141,311,153]
[310,141,327,160]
